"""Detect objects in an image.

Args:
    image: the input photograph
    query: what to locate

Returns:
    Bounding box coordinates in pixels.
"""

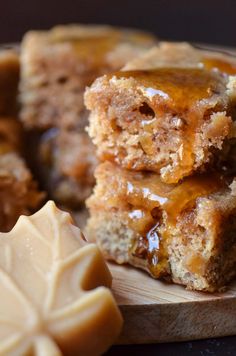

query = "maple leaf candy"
[0,200,123,356]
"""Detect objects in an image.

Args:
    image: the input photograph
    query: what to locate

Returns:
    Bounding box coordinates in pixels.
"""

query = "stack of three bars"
[20,25,157,209]
[85,42,236,292]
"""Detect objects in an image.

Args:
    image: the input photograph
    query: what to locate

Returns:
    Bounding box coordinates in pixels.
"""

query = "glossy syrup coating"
[50,28,155,75]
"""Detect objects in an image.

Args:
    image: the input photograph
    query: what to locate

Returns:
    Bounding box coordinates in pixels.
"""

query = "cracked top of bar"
[85,42,236,183]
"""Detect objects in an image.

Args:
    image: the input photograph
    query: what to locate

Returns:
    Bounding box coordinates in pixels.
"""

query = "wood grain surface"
[110,263,236,344]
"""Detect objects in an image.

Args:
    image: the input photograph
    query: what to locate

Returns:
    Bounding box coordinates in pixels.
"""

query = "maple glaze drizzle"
[115,68,222,108]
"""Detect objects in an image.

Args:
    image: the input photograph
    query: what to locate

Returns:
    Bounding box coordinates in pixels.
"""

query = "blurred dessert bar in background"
[0,48,44,231]
[19,25,157,209]
[39,128,97,208]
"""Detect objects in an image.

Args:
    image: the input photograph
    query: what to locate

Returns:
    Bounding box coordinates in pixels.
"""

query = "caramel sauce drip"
[113,68,226,183]
[107,166,225,277]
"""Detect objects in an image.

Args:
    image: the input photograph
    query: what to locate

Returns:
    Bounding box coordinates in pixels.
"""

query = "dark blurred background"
[0,0,235,46]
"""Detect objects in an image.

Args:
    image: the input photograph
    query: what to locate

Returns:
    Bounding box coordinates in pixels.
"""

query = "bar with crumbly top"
[86,162,236,292]
[85,42,236,184]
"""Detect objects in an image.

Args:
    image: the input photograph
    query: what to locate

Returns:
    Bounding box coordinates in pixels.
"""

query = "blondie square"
[85,42,236,183]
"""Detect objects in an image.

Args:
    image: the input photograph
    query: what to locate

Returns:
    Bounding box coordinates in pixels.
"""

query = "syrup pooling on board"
[100,163,225,277]
[112,68,227,183]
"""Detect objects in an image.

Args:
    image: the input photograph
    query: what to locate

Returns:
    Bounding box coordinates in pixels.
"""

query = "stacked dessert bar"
[19,25,157,209]
[0,48,43,231]
[85,42,236,291]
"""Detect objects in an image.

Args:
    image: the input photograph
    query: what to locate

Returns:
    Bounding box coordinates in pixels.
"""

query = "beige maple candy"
[0,201,123,356]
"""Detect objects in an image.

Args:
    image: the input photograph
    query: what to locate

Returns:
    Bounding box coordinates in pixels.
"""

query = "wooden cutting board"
[110,263,236,344]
